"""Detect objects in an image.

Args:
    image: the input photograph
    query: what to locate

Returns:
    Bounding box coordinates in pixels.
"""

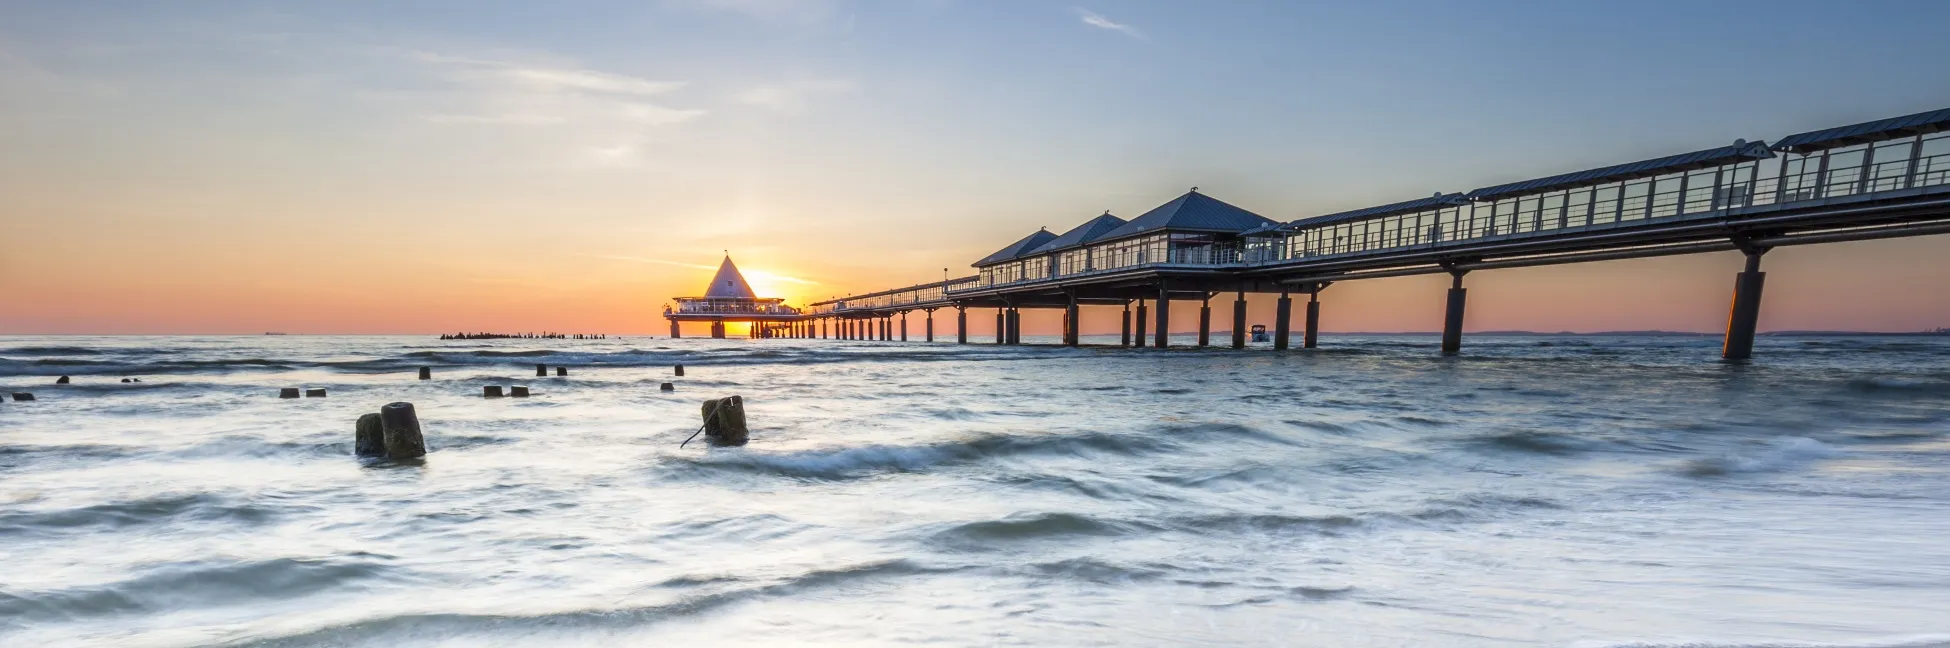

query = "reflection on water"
[3,334,1950,647]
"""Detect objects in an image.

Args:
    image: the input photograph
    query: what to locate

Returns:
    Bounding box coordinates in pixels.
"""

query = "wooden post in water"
[354,413,386,457]
[1134,300,1148,348]
[995,309,1005,344]
[1064,293,1079,346]
[379,401,427,459]
[419,367,432,380]
[957,306,967,344]
[1155,286,1171,349]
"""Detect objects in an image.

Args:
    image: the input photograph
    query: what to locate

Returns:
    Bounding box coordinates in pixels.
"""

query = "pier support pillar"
[1121,302,1132,347]
[670,319,681,339]
[901,312,908,342]
[1274,291,1292,350]
[883,317,892,341]
[1198,297,1211,348]
[1442,272,1467,355]
[1231,291,1247,349]
[1134,300,1148,348]
[957,307,968,344]
[1007,308,1021,345]
[712,320,726,339]
[1155,287,1171,348]
[926,310,935,342]
[995,309,1005,344]
[1305,290,1320,349]
[1723,251,1767,361]
[1065,294,1080,346]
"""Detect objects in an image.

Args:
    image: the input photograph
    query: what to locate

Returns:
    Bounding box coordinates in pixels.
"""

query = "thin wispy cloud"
[409,51,704,164]
[1075,8,1143,39]
[731,78,856,114]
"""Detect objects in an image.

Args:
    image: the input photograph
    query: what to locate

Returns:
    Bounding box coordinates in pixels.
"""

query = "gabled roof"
[1026,212,1128,255]
[1095,190,1280,242]
[702,255,758,299]
[973,228,1060,267]
[1772,107,1950,154]
[1466,140,1774,202]
[1288,193,1469,230]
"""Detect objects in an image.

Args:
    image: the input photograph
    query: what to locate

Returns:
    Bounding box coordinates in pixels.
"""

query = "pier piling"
[484,386,504,398]
[279,388,300,399]
[419,367,431,380]
[1442,272,1468,355]
[1305,289,1321,349]
[1274,291,1292,350]
[901,312,909,342]
[1065,294,1080,346]
[1723,250,1767,361]
[1135,300,1148,348]
[995,309,1005,344]
[1198,297,1211,348]
[1231,291,1247,349]
[957,307,968,344]
[536,364,547,377]
[1121,302,1132,347]
[926,309,936,342]
[1155,288,1171,348]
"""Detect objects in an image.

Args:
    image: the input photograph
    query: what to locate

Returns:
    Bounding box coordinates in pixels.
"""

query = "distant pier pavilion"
[664,256,810,339]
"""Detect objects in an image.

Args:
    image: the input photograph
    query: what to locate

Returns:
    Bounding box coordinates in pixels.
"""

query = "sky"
[3,0,1949,335]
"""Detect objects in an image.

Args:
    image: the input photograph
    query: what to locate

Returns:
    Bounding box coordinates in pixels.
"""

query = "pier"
[789,107,1950,360]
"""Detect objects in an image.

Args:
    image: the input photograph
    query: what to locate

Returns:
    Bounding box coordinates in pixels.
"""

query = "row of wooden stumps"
[355,402,427,460]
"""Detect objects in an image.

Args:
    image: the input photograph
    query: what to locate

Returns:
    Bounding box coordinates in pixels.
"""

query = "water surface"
[3,334,1949,647]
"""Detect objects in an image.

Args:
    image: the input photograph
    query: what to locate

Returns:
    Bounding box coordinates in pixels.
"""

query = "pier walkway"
[792,108,1950,359]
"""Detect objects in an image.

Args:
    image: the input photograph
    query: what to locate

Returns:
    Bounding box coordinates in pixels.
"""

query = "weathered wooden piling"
[379,402,427,459]
[510,386,530,397]
[279,388,300,399]
[701,395,748,445]
[11,393,34,401]
[354,413,386,457]
[674,364,684,377]
[555,367,567,376]
[305,388,327,398]
[418,367,431,380]
[121,378,132,383]
[483,385,504,398]
[660,382,675,392]
[536,364,547,377]
[56,376,69,384]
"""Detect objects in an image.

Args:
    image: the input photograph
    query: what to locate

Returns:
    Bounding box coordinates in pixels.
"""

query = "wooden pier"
[788,107,1950,360]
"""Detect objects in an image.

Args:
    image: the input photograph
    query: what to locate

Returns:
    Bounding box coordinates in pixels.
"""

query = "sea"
[3,334,1949,648]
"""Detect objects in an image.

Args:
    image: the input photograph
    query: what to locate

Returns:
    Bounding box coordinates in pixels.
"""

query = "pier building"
[664,256,811,339]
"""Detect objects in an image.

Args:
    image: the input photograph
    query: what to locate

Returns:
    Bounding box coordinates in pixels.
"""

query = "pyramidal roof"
[1096,190,1279,242]
[702,255,758,299]
[1027,211,1128,255]
[974,228,1060,267]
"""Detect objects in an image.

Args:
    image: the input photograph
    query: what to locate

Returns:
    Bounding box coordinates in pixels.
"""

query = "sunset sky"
[4,0,1949,335]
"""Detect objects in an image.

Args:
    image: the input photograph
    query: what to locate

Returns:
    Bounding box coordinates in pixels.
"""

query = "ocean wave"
[0,346,107,356]
[0,493,280,536]
[1680,437,1841,477]
[1465,429,1600,456]
[664,423,1279,480]
[0,556,391,623]
[217,558,955,647]
[932,512,1152,547]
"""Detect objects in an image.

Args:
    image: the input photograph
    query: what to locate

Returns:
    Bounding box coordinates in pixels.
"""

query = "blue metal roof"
[973,228,1060,267]
[1095,191,1280,242]
[1025,212,1128,255]
[1466,140,1774,202]
[1287,193,1468,230]
[1772,107,1950,154]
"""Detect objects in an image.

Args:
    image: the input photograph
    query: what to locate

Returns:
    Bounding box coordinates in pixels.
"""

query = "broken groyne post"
[701,395,748,445]
[11,393,34,402]
[279,388,300,399]
[379,402,427,459]
[305,388,327,398]
[418,367,431,380]
[555,367,567,377]
[674,364,684,377]
[483,386,504,398]
[510,386,530,397]
[355,413,386,457]
[56,376,69,384]
[536,364,547,377]
[660,382,674,392]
